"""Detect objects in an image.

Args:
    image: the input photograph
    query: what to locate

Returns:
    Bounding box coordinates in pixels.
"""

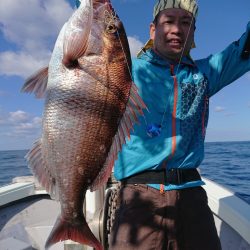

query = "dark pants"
[109,184,221,250]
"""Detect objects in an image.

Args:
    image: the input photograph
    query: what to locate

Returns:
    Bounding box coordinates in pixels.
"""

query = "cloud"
[214,106,226,112]
[0,0,74,78]
[0,0,73,50]
[214,106,236,117]
[0,0,145,77]
[224,112,236,117]
[128,36,144,58]
[9,110,30,123]
[0,110,42,137]
[13,117,42,136]
[0,51,50,78]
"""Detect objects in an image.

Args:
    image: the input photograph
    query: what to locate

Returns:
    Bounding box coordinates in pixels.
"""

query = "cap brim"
[137,39,154,58]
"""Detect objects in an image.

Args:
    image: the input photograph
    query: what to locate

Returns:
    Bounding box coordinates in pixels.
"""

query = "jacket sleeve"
[196,22,250,97]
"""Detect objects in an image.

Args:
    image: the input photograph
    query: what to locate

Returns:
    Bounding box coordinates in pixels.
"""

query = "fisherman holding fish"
[109,0,250,249]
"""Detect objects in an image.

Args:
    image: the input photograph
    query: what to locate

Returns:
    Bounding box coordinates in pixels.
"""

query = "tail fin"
[45,215,103,250]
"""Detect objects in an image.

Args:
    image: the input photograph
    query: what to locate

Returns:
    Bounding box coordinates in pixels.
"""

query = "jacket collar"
[138,49,196,68]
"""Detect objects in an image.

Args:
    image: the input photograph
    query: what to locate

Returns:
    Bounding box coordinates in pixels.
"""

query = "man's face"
[150,8,195,61]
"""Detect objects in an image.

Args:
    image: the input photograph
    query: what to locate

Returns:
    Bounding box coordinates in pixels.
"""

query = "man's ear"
[150,23,156,40]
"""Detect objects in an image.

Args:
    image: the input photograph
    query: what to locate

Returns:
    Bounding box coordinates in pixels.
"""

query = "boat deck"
[0,176,250,250]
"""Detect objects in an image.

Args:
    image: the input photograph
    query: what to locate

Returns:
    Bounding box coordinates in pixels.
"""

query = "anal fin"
[25,139,58,199]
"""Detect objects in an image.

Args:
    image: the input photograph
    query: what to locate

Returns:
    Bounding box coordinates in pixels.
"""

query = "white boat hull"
[0,176,249,250]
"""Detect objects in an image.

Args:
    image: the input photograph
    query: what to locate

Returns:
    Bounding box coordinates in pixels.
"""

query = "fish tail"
[45,215,103,250]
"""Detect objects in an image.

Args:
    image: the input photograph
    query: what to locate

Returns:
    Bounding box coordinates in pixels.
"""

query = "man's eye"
[164,20,173,24]
[182,21,192,26]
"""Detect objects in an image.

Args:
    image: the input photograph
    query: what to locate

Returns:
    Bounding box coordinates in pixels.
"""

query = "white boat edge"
[0,176,250,249]
[203,178,250,246]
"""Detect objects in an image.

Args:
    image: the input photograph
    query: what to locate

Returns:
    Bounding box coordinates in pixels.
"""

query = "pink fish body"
[22,0,145,249]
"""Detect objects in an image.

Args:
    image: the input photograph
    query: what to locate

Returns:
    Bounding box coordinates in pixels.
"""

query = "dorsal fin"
[90,82,146,191]
[21,67,48,98]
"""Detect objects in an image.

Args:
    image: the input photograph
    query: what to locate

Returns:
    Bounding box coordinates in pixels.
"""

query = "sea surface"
[0,141,249,204]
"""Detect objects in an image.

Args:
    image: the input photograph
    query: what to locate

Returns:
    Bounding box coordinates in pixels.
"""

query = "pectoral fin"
[62,0,93,68]
[21,67,48,98]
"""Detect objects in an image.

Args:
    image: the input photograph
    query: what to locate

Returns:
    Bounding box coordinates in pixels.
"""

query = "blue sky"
[0,0,250,150]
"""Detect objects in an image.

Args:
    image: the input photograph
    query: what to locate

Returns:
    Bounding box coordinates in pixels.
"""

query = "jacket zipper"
[170,65,178,157]
[160,65,178,194]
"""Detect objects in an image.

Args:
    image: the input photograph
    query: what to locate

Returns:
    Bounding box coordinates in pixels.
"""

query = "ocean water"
[200,141,250,204]
[0,141,249,204]
[0,149,30,186]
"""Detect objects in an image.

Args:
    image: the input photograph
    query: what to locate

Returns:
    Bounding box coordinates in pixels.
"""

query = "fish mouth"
[94,0,111,3]
[96,0,113,11]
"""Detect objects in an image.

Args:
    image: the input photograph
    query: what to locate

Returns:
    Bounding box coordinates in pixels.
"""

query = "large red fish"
[21,0,145,249]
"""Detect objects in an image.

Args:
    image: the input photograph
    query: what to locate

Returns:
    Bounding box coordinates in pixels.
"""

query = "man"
[109,0,250,250]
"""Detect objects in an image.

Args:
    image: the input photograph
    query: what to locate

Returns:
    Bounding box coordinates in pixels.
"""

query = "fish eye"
[106,24,117,33]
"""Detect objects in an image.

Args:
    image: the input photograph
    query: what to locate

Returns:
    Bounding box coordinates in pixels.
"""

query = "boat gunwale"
[0,177,250,246]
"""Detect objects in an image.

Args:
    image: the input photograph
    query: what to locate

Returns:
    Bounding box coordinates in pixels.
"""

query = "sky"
[0,0,250,150]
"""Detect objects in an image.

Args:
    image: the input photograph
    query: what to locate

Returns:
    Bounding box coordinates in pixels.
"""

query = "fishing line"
[175,3,197,75]
[159,3,198,131]
[108,13,134,82]
[106,14,150,130]
[116,33,134,85]
[158,1,199,135]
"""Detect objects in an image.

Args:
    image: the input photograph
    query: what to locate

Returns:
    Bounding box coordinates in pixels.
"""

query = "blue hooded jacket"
[114,22,250,191]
